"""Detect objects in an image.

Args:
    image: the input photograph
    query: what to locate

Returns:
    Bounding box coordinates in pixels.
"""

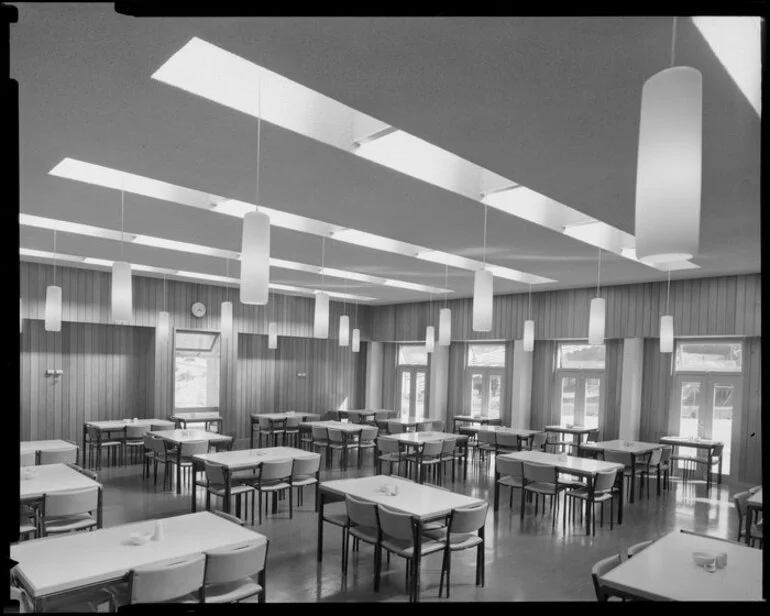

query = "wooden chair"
[204,462,256,525]
[496,458,524,511]
[290,453,322,511]
[563,469,618,535]
[521,462,566,528]
[109,553,206,606]
[357,426,379,468]
[253,459,294,524]
[123,425,148,465]
[202,540,269,603]
[41,486,99,536]
[86,426,121,470]
[344,495,380,583]
[376,437,403,476]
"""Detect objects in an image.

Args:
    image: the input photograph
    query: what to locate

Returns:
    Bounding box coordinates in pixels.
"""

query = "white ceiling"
[12,7,761,304]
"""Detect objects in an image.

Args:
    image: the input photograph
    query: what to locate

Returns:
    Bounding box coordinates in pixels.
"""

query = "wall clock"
[191,302,207,318]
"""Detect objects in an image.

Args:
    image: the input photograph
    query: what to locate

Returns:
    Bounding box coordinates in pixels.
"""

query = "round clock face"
[191,302,207,318]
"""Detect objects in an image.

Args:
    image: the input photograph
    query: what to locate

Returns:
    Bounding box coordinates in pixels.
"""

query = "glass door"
[398,367,427,420]
[557,372,603,429]
[469,371,503,419]
[672,375,741,475]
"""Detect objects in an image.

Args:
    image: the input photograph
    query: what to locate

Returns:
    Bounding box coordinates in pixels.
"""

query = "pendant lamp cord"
[343,276,347,312]
[225,259,230,302]
[355,298,358,329]
[444,264,449,307]
[596,248,602,297]
[320,236,326,287]
[120,184,125,261]
[666,268,671,313]
[670,16,677,67]
[528,283,532,320]
[256,72,262,206]
[52,230,57,286]
[163,273,167,311]
[482,203,488,265]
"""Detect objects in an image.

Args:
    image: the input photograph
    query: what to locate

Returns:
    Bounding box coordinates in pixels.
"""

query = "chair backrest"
[449,503,488,534]
[150,424,169,432]
[496,458,523,478]
[647,448,663,466]
[126,425,147,439]
[181,440,210,457]
[748,485,761,495]
[496,432,518,449]
[522,462,557,484]
[421,440,443,458]
[148,438,167,454]
[204,461,228,486]
[20,451,36,467]
[258,416,272,429]
[377,504,414,542]
[591,554,622,601]
[360,426,379,442]
[130,553,205,604]
[327,428,346,444]
[627,540,654,558]
[531,432,547,450]
[376,419,390,433]
[39,448,78,466]
[348,413,363,424]
[603,451,633,467]
[587,429,601,442]
[431,421,445,433]
[377,437,400,454]
[478,430,496,445]
[712,443,725,458]
[213,510,245,526]
[440,438,457,454]
[143,434,157,449]
[311,426,329,441]
[44,486,99,517]
[325,410,341,422]
[346,494,379,528]
[389,422,405,434]
[204,540,268,585]
[660,446,672,463]
[285,416,301,429]
[733,491,749,518]
[86,426,101,441]
[592,469,617,493]
[292,454,321,477]
[260,459,293,482]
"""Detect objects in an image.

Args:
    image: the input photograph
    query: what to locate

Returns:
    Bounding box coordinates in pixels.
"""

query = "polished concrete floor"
[91,446,743,603]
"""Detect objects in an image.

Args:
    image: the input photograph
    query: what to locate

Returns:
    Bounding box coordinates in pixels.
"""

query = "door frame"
[468,368,505,419]
[397,365,428,420]
[553,370,606,428]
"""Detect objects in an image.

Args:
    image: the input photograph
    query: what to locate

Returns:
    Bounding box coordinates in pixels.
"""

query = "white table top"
[19,463,101,500]
[20,440,78,454]
[252,412,308,421]
[320,475,484,520]
[472,426,542,437]
[748,488,762,509]
[454,415,500,423]
[387,431,467,445]
[11,511,267,599]
[544,424,596,434]
[86,419,175,430]
[387,418,424,426]
[301,421,364,433]
[660,435,723,449]
[582,439,664,454]
[498,450,624,476]
[151,429,231,444]
[193,446,316,470]
[171,412,221,420]
[600,530,763,601]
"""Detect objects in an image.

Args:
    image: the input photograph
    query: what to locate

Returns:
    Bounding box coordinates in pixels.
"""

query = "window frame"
[673,338,744,375]
[466,343,506,419]
[173,329,222,411]
[553,341,606,429]
[396,344,430,420]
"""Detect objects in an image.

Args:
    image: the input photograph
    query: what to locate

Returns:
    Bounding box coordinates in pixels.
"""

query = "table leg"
[463,441,469,480]
[224,469,232,514]
[745,506,754,545]
[494,469,500,511]
[656,464,661,496]
[97,487,103,528]
[718,454,723,485]
[413,519,423,603]
[82,423,87,467]
[629,456,636,504]
[585,478,592,535]
[317,491,326,562]
[176,447,182,495]
[706,447,713,492]
[191,460,198,512]
[250,418,255,449]
[617,473,624,525]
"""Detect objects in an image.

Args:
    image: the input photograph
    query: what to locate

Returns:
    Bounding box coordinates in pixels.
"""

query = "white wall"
[510,339,533,429]
[619,338,644,440]
[365,341,383,408]
[429,344,450,423]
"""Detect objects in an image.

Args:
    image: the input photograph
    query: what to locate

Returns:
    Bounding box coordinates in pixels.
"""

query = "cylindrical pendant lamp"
[523,319,535,352]
[351,328,361,353]
[635,67,702,263]
[660,315,674,353]
[157,311,170,340]
[438,308,451,346]
[339,315,350,347]
[588,298,605,345]
[111,261,132,324]
[472,270,493,332]
[220,301,233,333]
[240,211,271,305]
[268,321,278,349]
[425,326,435,353]
[44,286,62,332]
[314,291,329,339]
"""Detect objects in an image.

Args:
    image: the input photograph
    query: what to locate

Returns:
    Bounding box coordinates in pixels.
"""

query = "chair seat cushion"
[291,475,318,487]
[208,484,255,497]
[258,481,291,492]
[381,537,445,558]
[498,475,523,488]
[349,525,378,544]
[125,440,144,446]
[45,513,97,534]
[378,453,401,462]
[19,518,36,535]
[329,443,358,450]
[425,528,483,550]
[421,520,447,532]
[359,442,376,449]
[96,441,121,447]
[524,482,563,494]
[565,488,613,502]
[203,579,262,603]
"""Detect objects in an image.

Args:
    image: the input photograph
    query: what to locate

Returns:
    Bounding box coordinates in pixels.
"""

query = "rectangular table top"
[582,439,665,454]
[453,415,500,423]
[748,488,762,508]
[251,412,310,421]
[85,419,175,431]
[11,511,267,599]
[20,440,78,454]
[301,420,364,433]
[600,530,763,601]
[498,450,624,476]
[660,435,723,449]
[472,426,542,437]
[171,412,221,420]
[150,429,231,444]
[193,446,316,470]
[320,475,484,520]
[387,418,424,426]
[20,463,101,500]
[343,409,395,419]
[387,431,468,445]
[544,424,596,434]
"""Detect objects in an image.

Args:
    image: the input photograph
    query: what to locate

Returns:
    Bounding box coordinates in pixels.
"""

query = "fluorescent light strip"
[20,214,451,294]
[20,249,376,301]
[692,16,761,116]
[151,37,698,272]
[49,158,554,284]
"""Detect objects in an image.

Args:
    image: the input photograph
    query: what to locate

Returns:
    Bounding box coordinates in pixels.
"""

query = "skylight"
[692,16,762,116]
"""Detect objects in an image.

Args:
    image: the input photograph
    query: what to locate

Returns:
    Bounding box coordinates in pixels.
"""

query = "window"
[555,342,605,429]
[174,330,221,409]
[467,344,505,419]
[396,345,429,420]
[675,341,742,372]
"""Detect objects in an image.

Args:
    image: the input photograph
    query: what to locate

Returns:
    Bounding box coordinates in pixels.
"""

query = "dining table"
[386,431,470,481]
[745,488,763,546]
[659,435,724,491]
[150,429,232,494]
[543,424,596,451]
[250,412,319,448]
[170,411,223,432]
[20,440,79,465]
[580,439,666,502]
[452,414,501,432]
[469,426,543,451]
[82,419,175,468]
[317,475,484,602]
[495,450,625,531]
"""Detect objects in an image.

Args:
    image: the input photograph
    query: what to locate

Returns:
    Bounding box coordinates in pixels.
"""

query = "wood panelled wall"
[370,274,761,341]
[20,320,155,442]
[20,262,374,340]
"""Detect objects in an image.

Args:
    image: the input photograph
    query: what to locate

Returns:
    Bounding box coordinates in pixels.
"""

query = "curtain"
[639,338,674,442]
[601,339,624,440]
[501,340,516,426]
[381,343,398,410]
[447,341,469,418]
[530,340,558,429]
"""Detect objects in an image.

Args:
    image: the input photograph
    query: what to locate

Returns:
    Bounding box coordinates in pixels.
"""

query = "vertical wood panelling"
[639,338,673,443]
[446,342,468,418]
[739,337,762,485]
[530,340,557,429]
[602,339,624,441]
[381,343,398,410]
